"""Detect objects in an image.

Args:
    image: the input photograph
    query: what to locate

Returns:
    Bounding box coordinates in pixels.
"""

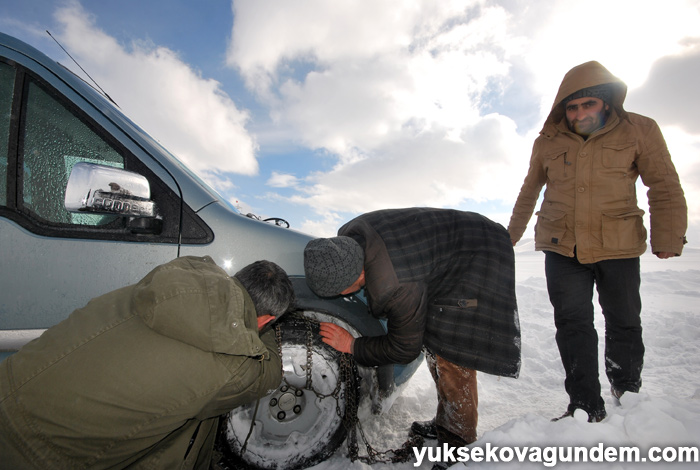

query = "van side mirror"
[64,162,157,218]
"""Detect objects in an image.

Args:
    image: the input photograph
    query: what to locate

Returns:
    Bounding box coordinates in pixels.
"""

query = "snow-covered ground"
[314,244,700,469]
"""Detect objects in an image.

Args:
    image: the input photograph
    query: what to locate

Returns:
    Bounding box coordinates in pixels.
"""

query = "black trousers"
[545,251,644,414]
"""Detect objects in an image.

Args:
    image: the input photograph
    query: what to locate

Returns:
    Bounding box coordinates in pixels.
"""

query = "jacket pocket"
[602,141,636,168]
[534,208,567,246]
[543,147,569,160]
[601,209,647,250]
[542,147,570,180]
[433,297,478,309]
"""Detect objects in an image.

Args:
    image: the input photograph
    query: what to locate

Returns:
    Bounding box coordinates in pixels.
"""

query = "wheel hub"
[268,385,306,422]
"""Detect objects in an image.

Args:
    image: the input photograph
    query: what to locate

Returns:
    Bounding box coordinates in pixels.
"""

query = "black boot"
[552,406,606,423]
[411,417,437,439]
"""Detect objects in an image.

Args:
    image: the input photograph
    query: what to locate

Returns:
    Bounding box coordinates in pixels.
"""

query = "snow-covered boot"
[552,407,606,423]
[611,386,625,405]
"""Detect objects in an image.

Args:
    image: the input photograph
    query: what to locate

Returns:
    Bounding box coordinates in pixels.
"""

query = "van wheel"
[217,316,354,469]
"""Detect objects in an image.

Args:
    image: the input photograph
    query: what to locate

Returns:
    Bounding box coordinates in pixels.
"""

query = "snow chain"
[275,315,424,465]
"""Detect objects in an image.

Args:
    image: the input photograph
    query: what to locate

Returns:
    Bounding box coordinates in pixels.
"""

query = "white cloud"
[658,126,700,222]
[529,0,700,89]
[298,211,347,239]
[267,172,299,188]
[53,0,258,190]
[230,0,517,145]
[227,0,434,94]
[226,0,538,219]
[626,43,700,135]
[286,115,533,215]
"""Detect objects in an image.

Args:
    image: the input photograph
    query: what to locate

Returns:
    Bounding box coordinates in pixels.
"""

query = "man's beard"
[569,109,610,137]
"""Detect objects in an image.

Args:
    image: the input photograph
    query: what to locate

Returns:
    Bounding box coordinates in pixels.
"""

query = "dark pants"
[545,251,644,415]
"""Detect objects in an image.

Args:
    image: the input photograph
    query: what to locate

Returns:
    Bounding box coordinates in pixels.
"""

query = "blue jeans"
[545,251,643,415]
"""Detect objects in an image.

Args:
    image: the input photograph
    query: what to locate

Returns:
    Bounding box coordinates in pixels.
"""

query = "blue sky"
[2,0,699,243]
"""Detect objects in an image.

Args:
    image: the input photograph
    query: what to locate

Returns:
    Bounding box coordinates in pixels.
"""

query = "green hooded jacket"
[0,256,281,470]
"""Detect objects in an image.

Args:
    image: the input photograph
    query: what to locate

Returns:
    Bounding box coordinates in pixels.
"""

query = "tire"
[217,316,354,469]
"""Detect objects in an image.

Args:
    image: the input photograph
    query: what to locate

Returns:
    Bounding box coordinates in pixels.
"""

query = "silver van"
[0,32,421,469]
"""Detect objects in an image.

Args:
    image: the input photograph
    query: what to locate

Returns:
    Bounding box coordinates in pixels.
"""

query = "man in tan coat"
[508,61,687,422]
[0,256,294,470]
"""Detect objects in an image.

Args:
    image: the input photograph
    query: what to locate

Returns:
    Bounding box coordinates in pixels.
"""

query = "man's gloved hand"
[319,322,354,354]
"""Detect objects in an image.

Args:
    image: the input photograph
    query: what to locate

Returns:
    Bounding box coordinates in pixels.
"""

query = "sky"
[2,0,699,242]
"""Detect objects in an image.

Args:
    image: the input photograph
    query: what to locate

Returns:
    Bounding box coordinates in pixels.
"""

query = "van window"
[21,78,124,225]
[0,62,13,206]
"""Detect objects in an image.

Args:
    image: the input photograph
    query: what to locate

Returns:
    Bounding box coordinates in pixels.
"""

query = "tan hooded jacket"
[508,61,687,263]
[0,256,281,470]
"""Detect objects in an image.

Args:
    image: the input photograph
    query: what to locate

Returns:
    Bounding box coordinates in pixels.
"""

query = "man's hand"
[319,322,354,354]
[656,251,676,259]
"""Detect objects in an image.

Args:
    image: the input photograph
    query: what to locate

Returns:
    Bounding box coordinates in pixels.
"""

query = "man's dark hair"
[234,260,295,317]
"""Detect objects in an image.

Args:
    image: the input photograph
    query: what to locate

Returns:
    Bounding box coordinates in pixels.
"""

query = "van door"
[0,60,186,352]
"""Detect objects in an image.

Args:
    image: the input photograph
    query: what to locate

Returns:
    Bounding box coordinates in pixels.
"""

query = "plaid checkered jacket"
[340,208,521,377]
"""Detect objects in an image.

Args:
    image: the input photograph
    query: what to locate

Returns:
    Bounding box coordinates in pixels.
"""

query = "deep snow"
[312,244,700,469]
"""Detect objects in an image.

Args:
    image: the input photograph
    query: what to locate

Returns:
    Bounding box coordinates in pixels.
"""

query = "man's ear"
[257,314,276,331]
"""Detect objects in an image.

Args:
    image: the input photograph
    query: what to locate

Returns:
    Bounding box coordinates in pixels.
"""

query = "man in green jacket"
[508,61,687,422]
[0,256,294,470]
